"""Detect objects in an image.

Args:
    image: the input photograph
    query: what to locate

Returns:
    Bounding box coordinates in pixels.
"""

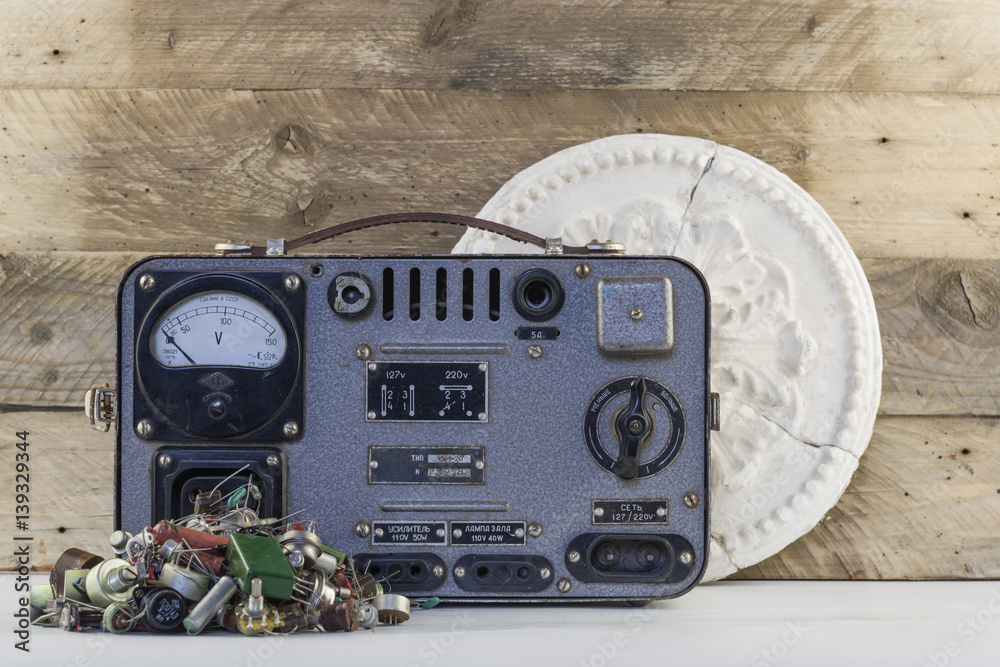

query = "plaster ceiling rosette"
[453,134,882,580]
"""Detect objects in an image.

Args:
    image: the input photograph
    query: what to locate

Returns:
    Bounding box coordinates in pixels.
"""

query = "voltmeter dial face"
[133,273,303,440]
[149,291,287,368]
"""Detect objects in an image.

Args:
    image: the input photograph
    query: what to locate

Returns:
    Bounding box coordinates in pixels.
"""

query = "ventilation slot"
[435,268,447,321]
[462,268,474,321]
[382,268,394,321]
[409,268,421,321]
[489,268,500,321]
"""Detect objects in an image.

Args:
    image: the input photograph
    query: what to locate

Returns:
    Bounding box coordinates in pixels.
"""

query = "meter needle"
[165,334,197,365]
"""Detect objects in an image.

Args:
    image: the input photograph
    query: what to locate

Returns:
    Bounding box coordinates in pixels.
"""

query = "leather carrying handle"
[216,212,624,256]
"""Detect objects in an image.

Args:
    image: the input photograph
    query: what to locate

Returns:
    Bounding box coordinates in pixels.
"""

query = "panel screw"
[684,492,700,508]
[137,420,153,438]
[266,455,280,467]
[475,460,484,470]
[539,567,552,580]
[575,264,590,279]
[629,308,644,321]
[568,551,581,563]
[436,528,446,538]
[453,528,463,539]
[284,275,301,291]
[355,521,371,538]
[478,363,488,372]
[367,411,377,420]
[433,565,445,578]
[369,460,379,469]
[628,418,643,433]
[514,528,525,538]
[557,578,572,593]
[477,413,487,421]
[138,274,156,291]
[283,421,299,438]
[368,362,377,371]
[454,567,466,578]
[656,507,666,517]
[527,522,543,538]
[356,344,372,361]
[373,528,384,538]
[156,453,171,467]
[593,507,604,517]
[527,344,543,359]
[679,551,693,565]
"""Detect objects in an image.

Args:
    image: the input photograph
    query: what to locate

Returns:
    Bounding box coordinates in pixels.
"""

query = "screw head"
[369,460,379,469]
[283,421,299,438]
[433,565,445,578]
[368,362,377,372]
[137,420,154,438]
[575,264,590,279]
[628,418,643,434]
[629,307,644,321]
[527,522,543,538]
[679,551,693,565]
[478,363,488,372]
[156,453,171,467]
[474,460,484,470]
[593,507,605,517]
[453,528,463,539]
[514,528,525,538]
[367,411,377,421]
[454,566,466,578]
[539,567,552,580]
[373,528,384,538]
[436,528,446,538]
[568,551,581,563]
[557,578,572,593]
[477,412,487,422]
[355,521,371,538]
[266,455,280,467]
[356,344,372,361]
[684,492,700,508]
[527,344,543,359]
[284,275,301,291]
[139,274,156,291]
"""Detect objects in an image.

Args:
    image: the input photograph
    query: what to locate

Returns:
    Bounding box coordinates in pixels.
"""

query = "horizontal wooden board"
[1,90,999,259]
[3,252,999,416]
[3,412,995,580]
[735,416,1000,579]
[0,1,997,93]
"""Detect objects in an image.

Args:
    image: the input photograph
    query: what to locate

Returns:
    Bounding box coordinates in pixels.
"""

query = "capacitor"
[137,587,188,633]
[159,562,210,602]
[160,538,228,577]
[85,559,138,608]
[152,520,229,551]
[184,575,238,635]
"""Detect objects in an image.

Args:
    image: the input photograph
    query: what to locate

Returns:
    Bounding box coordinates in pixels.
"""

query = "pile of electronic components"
[31,478,416,635]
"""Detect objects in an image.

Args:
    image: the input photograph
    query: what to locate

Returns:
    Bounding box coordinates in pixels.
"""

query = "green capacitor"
[226,533,295,600]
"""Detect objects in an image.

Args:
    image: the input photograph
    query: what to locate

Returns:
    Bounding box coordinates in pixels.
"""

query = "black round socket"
[635,541,667,569]
[593,541,621,569]
[328,271,375,319]
[512,269,564,321]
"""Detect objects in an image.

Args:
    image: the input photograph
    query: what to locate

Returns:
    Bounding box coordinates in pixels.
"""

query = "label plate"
[451,521,526,546]
[593,500,669,525]
[372,521,447,545]
[366,361,488,422]
[368,446,485,485]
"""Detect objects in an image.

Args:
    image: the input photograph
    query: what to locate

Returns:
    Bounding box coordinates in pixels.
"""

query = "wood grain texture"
[736,417,1000,580]
[4,411,996,579]
[3,253,999,415]
[0,1,997,93]
[1,90,999,258]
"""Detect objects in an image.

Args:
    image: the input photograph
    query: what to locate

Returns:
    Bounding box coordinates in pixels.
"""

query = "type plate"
[593,500,669,525]
[372,521,447,546]
[368,446,485,485]
[451,521,526,546]
[515,326,560,341]
[366,362,488,422]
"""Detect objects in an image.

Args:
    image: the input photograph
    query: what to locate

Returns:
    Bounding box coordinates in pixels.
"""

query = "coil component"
[102,602,137,634]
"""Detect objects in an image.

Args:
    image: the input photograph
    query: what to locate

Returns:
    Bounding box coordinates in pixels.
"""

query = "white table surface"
[4,575,999,667]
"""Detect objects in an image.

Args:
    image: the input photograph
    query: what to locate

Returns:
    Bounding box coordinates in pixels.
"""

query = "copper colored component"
[275,604,309,634]
[354,573,379,599]
[319,599,359,632]
[152,521,229,551]
[50,549,104,596]
[218,604,240,633]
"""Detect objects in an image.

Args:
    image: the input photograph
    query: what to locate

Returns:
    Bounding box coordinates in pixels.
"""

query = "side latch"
[85,383,117,432]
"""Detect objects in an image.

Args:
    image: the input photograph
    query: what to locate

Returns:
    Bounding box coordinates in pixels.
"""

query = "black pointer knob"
[612,377,654,480]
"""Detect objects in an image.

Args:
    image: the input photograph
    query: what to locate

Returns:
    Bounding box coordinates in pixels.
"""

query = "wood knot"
[918,266,1000,345]
[424,0,477,47]
[276,125,313,155]
[28,322,54,344]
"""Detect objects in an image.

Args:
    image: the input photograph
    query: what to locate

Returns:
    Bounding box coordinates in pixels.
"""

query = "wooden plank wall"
[1,1,998,578]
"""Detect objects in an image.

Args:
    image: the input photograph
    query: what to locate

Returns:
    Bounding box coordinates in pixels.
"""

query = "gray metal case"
[116,254,712,602]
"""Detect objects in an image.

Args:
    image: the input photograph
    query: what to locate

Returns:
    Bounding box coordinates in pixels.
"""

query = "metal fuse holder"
[184,575,238,635]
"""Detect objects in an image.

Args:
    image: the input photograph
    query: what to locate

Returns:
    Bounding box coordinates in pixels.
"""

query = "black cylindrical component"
[140,587,188,633]
[512,269,564,321]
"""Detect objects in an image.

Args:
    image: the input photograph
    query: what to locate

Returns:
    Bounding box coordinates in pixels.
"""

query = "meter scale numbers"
[366,362,488,423]
[150,291,287,369]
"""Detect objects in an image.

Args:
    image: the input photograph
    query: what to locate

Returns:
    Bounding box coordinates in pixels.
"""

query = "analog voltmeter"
[132,272,304,441]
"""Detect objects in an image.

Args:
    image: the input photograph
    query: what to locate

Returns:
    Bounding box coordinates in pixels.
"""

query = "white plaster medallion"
[453,134,882,580]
